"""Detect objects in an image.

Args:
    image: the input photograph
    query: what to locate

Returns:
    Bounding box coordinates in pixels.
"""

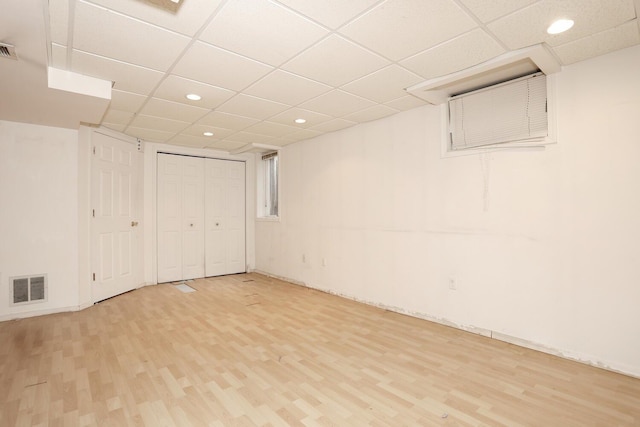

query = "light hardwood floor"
[1,273,639,426]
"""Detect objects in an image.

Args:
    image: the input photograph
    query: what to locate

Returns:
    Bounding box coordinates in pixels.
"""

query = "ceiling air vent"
[0,43,18,60]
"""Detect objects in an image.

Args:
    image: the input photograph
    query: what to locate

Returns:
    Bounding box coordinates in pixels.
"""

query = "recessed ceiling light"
[294,118,306,124]
[186,93,201,101]
[203,131,214,137]
[547,19,574,35]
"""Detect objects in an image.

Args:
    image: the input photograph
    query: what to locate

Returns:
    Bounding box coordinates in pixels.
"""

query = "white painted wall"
[254,45,640,377]
[0,120,81,319]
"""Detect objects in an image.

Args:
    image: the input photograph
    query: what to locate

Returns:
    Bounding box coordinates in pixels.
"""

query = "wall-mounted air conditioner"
[448,72,548,151]
[406,44,561,156]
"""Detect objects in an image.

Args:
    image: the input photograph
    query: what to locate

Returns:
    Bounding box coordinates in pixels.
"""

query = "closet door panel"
[181,156,205,280]
[226,161,246,274]
[205,159,246,277]
[205,159,227,277]
[157,154,183,283]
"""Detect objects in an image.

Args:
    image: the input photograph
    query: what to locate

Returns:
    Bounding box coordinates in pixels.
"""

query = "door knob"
[190,223,194,227]
[131,221,139,227]
[216,222,220,226]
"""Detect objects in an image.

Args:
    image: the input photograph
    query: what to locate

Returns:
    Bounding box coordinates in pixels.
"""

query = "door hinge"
[92,209,95,218]
[92,273,96,281]
[93,146,96,155]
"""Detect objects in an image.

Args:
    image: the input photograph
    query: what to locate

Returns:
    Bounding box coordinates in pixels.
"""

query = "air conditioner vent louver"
[0,43,18,60]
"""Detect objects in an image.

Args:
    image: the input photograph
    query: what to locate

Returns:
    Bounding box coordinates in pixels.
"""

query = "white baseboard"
[0,303,94,322]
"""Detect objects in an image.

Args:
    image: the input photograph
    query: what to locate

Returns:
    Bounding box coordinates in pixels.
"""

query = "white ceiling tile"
[244,70,332,106]
[129,114,189,133]
[110,90,147,113]
[49,0,69,45]
[282,34,390,87]
[343,104,398,123]
[458,0,538,23]
[261,137,297,147]
[384,95,428,111]
[173,41,273,91]
[31,0,638,151]
[102,109,134,126]
[340,0,476,61]
[199,0,328,66]
[216,94,290,120]
[180,124,236,139]
[284,128,323,142]
[86,0,224,36]
[276,0,381,29]
[244,121,299,138]
[223,131,271,144]
[299,90,376,117]
[71,50,164,95]
[138,98,210,123]
[196,111,259,131]
[153,75,236,109]
[554,20,640,65]
[341,65,424,103]
[309,118,358,133]
[73,1,191,71]
[101,123,127,132]
[268,108,334,128]
[206,140,248,151]
[401,29,506,80]
[169,135,214,148]
[126,127,175,143]
[488,0,637,50]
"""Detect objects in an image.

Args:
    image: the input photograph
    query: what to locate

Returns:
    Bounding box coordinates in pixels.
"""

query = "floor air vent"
[11,275,47,305]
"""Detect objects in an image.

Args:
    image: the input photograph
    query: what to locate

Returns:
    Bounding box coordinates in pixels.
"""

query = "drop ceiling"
[1,0,639,152]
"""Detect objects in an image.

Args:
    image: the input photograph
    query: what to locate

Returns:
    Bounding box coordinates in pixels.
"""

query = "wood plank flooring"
[1,273,639,426]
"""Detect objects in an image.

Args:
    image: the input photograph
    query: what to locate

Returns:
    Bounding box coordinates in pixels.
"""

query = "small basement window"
[258,151,279,218]
[445,72,556,155]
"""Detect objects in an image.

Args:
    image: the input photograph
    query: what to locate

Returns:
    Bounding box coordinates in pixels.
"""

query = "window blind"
[449,73,547,150]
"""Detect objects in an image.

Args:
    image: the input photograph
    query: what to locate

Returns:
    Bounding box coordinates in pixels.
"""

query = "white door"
[205,159,245,276]
[157,154,204,283]
[157,154,182,283]
[91,132,142,302]
[181,156,205,280]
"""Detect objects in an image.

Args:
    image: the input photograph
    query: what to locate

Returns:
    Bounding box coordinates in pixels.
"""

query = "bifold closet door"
[157,154,204,283]
[205,159,246,276]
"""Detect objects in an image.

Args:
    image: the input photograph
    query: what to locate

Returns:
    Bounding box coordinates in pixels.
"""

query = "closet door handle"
[189,223,194,227]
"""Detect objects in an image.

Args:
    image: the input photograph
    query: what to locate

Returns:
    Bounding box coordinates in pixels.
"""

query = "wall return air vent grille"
[0,43,18,60]
[11,275,47,305]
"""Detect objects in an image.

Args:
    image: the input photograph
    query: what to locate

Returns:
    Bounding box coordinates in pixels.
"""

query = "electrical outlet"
[449,278,457,290]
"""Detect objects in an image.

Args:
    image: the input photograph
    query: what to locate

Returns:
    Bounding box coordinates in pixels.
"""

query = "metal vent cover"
[11,275,47,305]
[0,43,17,60]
